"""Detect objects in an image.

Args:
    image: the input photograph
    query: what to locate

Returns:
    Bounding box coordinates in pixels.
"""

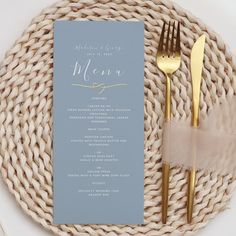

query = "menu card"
[53,21,144,224]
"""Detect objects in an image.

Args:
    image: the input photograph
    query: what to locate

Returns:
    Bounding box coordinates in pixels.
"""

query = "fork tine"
[175,22,181,54]
[170,22,176,55]
[158,22,166,54]
[165,21,171,55]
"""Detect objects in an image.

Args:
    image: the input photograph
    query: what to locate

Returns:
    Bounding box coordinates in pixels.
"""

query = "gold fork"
[156,21,181,224]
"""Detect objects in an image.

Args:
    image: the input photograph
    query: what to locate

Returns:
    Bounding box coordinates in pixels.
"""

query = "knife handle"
[187,111,198,223]
[187,168,196,223]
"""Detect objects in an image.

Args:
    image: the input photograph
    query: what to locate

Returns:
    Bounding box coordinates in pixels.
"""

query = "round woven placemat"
[0,0,236,235]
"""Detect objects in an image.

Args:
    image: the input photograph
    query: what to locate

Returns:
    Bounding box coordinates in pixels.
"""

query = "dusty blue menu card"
[53,21,144,224]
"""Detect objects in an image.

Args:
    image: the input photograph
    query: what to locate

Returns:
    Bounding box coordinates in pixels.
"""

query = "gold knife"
[187,34,206,223]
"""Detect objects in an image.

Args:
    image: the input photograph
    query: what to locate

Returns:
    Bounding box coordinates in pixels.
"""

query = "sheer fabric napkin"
[162,97,236,176]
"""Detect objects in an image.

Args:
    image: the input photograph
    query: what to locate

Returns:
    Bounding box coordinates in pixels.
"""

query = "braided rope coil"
[0,0,236,235]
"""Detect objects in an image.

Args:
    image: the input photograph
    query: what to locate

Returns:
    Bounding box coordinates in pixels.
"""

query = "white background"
[0,1,236,235]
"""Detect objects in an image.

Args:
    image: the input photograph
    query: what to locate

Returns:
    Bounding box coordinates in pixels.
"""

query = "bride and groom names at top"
[72,43,125,82]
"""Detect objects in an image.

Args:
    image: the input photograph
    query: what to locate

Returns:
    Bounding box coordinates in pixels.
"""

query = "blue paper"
[53,21,144,224]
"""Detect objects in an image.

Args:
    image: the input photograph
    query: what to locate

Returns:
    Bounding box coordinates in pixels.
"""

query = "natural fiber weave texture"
[0,0,236,235]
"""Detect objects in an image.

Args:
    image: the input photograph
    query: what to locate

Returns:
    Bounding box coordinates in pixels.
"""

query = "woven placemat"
[0,0,236,235]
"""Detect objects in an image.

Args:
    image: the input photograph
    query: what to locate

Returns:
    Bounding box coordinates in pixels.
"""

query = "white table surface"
[0,1,236,235]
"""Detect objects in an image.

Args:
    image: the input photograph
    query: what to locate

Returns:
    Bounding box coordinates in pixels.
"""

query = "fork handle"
[162,162,170,224]
[162,74,171,224]
[165,74,171,120]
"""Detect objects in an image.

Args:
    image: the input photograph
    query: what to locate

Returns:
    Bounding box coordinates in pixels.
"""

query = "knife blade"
[191,34,206,128]
[187,34,206,223]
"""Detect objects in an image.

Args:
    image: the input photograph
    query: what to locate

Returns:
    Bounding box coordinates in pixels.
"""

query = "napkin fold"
[162,97,236,176]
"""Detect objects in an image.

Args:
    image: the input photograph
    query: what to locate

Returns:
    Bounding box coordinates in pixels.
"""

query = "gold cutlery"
[187,34,206,223]
[156,21,181,224]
